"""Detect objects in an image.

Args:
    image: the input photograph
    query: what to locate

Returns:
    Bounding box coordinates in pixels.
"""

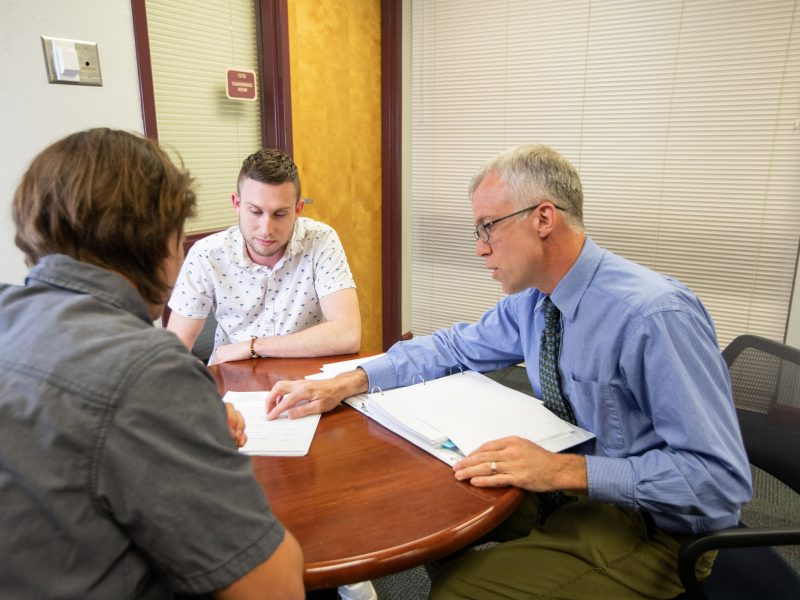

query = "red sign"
[226,68,257,101]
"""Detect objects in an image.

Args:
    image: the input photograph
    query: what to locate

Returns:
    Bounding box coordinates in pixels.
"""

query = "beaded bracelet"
[249,336,258,359]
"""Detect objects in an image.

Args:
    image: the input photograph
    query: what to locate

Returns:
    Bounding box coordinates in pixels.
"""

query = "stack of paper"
[223,391,321,456]
[343,370,594,466]
[304,353,385,380]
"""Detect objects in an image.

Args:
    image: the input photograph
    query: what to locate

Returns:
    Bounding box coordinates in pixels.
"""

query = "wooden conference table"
[210,354,524,590]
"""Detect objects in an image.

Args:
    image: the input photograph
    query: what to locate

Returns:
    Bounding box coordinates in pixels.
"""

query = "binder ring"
[448,365,465,376]
[412,374,426,386]
[369,385,383,395]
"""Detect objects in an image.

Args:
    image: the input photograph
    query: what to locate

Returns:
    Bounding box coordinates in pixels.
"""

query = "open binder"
[343,370,594,466]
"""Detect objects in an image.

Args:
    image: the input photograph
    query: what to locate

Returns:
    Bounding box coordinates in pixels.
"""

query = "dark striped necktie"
[536,297,579,517]
[539,297,576,425]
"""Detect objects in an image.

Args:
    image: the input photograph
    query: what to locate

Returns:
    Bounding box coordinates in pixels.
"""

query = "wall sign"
[226,68,257,101]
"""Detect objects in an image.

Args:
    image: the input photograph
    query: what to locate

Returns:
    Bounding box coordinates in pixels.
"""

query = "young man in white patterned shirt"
[168,149,362,365]
[168,150,373,599]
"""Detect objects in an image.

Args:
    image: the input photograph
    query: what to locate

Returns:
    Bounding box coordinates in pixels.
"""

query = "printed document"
[223,391,320,456]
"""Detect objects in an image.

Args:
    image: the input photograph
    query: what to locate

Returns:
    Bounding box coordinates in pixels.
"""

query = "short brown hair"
[13,128,196,306]
[237,148,301,199]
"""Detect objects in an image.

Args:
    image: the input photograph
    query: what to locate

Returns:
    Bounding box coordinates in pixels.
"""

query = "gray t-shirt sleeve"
[94,345,285,594]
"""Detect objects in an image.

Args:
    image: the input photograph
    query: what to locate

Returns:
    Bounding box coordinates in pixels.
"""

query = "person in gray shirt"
[0,128,303,599]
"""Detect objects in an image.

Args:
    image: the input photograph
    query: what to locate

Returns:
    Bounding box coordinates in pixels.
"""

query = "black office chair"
[676,334,800,599]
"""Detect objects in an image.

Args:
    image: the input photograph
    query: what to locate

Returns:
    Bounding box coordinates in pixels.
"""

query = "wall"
[1,0,387,350]
[287,0,383,353]
[403,0,800,344]
[3,0,799,347]
[1,0,143,285]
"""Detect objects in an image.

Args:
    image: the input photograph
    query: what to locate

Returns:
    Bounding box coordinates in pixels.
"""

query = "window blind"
[146,0,262,233]
[409,0,800,348]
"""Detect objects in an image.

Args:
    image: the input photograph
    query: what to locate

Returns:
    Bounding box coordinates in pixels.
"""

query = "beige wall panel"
[288,0,383,353]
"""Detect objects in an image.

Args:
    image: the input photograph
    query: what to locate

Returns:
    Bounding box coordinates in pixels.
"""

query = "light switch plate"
[41,35,102,86]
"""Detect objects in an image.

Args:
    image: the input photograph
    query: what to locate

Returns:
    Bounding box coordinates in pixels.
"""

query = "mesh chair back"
[722,335,800,495]
[721,334,800,575]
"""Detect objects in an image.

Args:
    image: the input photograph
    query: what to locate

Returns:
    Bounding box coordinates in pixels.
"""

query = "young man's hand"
[224,402,248,448]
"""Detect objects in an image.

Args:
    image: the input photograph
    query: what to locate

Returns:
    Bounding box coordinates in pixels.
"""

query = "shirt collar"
[549,236,603,322]
[286,217,307,258]
[232,217,308,270]
[230,226,249,268]
[25,254,153,323]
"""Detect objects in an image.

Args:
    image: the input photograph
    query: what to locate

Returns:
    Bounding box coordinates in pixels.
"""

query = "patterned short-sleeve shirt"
[168,217,356,354]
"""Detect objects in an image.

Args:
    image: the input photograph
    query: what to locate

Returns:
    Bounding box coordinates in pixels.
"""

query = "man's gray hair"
[469,144,584,230]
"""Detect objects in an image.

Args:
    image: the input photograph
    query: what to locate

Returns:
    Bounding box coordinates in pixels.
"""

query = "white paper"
[306,354,386,380]
[368,395,448,445]
[224,391,321,456]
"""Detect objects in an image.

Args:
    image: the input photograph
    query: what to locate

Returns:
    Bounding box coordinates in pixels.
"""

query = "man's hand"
[212,341,252,365]
[453,435,588,493]
[224,402,248,448]
[266,369,369,420]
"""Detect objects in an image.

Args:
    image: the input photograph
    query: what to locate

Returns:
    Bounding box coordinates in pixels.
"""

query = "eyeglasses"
[474,202,564,244]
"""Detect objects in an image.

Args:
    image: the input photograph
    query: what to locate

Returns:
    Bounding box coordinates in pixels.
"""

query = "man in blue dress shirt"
[265,144,752,598]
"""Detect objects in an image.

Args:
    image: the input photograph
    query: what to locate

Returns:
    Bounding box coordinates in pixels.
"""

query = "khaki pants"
[430,493,715,600]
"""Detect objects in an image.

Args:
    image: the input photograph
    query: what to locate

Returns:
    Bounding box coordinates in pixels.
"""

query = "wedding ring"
[489,460,497,475]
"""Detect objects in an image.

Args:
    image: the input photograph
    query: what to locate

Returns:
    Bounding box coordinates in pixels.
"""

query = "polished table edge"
[304,479,523,588]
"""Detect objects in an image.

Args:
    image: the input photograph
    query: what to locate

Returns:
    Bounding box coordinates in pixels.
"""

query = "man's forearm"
[255,320,360,358]
[334,368,370,400]
[166,312,207,351]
